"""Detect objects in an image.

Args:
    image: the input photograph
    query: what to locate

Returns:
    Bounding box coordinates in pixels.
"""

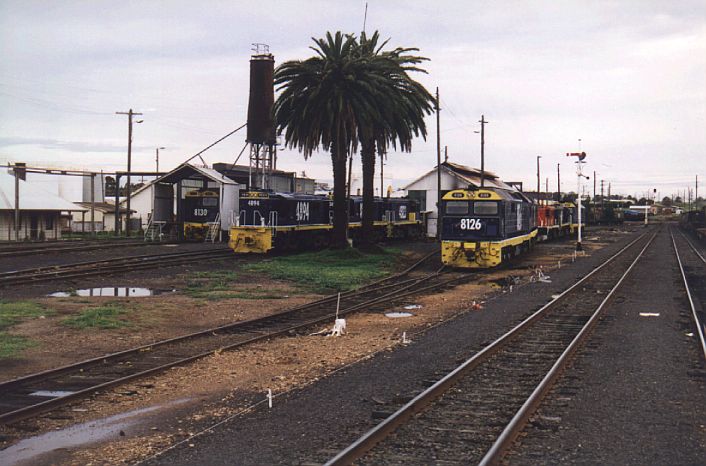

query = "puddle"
[403,304,422,310]
[385,312,414,318]
[29,390,75,398]
[0,399,190,465]
[48,287,173,298]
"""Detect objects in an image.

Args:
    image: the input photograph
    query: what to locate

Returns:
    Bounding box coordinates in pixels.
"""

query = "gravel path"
[143,228,649,465]
[508,224,706,465]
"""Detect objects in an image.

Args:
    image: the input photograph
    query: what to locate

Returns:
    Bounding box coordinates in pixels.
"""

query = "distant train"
[440,186,584,268]
[229,191,424,253]
[680,207,706,240]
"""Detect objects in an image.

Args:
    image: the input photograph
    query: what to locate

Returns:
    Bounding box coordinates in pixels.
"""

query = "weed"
[62,306,130,329]
[0,300,50,330]
[184,270,238,298]
[244,247,398,292]
[0,333,36,358]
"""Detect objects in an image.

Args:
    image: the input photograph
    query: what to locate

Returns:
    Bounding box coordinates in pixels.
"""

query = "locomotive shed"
[2,222,697,466]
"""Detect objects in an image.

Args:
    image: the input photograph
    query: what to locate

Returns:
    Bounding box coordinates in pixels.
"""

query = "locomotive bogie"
[441,230,538,268]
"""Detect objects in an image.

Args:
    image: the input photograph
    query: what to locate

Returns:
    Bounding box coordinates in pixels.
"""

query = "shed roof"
[74,201,132,214]
[403,161,512,191]
[0,171,86,211]
[157,163,238,185]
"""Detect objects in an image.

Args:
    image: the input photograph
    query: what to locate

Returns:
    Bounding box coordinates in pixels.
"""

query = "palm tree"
[354,31,435,246]
[274,31,368,248]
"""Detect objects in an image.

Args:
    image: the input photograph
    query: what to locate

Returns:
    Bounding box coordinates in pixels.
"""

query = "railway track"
[0,246,231,287]
[671,228,706,359]
[0,239,151,257]
[325,231,655,466]
[0,250,471,425]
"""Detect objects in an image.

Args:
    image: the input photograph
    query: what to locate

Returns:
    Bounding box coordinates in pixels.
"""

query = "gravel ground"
[137,226,649,466]
[508,224,706,465]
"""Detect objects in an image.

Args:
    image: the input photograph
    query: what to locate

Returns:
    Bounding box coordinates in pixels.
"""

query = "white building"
[0,170,86,241]
[403,161,518,237]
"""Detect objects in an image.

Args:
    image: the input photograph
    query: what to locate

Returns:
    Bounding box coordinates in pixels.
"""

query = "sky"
[0,0,704,200]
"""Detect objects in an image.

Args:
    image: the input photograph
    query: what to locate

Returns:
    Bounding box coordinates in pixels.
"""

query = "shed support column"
[114,174,121,235]
[14,168,20,241]
[90,173,96,236]
[176,182,183,241]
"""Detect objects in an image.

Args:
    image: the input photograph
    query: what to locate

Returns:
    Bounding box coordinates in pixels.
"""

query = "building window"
[46,215,54,230]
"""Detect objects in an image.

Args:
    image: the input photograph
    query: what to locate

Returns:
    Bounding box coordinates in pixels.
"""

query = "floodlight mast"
[566,151,587,251]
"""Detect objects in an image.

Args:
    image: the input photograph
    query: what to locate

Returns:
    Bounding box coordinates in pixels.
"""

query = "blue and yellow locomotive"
[229,191,423,253]
[440,186,538,268]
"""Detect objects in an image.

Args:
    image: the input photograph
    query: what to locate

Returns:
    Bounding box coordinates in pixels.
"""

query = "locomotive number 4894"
[460,218,483,230]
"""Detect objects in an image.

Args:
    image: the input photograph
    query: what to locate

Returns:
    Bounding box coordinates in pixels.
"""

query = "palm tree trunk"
[360,139,376,245]
[330,141,349,248]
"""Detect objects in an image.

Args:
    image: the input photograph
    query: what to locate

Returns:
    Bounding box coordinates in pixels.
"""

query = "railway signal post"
[567,151,587,251]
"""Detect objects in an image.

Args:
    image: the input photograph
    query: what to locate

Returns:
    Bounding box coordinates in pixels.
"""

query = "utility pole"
[593,171,596,200]
[545,177,549,193]
[536,155,542,203]
[436,87,441,240]
[696,175,699,205]
[116,109,143,236]
[479,115,487,188]
[380,153,384,199]
[556,163,560,202]
[156,147,165,173]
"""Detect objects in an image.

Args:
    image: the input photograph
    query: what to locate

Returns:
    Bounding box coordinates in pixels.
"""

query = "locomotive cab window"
[202,197,218,206]
[473,201,498,215]
[445,201,469,215]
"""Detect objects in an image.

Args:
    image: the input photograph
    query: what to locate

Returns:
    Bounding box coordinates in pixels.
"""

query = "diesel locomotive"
[229,191,423,253]
[183,190,220,241]
[440,186,538,268]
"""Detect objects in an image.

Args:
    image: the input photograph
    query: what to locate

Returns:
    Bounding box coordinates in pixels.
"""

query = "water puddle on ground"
[48,287,174,298]
[0,399,190,465]
[29,390,75,398]
[385,312,414,318]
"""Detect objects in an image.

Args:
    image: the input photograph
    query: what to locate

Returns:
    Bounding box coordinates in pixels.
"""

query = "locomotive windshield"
[445,201,469,215]
[473,202,498,215]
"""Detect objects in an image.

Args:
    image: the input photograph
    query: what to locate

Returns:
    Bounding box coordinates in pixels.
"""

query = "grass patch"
[244,247,398,293]
[192,288,288,301]
[0,334,36,358]
[184,271,238,299]
[0,300,49,358]
[62,305,130,329]
[0,300,49,330]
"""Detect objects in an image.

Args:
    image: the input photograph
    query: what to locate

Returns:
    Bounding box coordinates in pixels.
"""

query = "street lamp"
[156,147,165,173]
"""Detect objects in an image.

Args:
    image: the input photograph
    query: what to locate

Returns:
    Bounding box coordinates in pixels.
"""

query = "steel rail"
[325,232,649,466]
[478,232,656,466]
[671,230,706,360]
[678,229,706,265]
[0,248,231,286]
[0,240,157,257]
[0,252,450,424]
[0,250,439,391]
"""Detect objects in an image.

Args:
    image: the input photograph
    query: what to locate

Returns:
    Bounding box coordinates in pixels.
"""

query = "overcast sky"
[1,0,704,199]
